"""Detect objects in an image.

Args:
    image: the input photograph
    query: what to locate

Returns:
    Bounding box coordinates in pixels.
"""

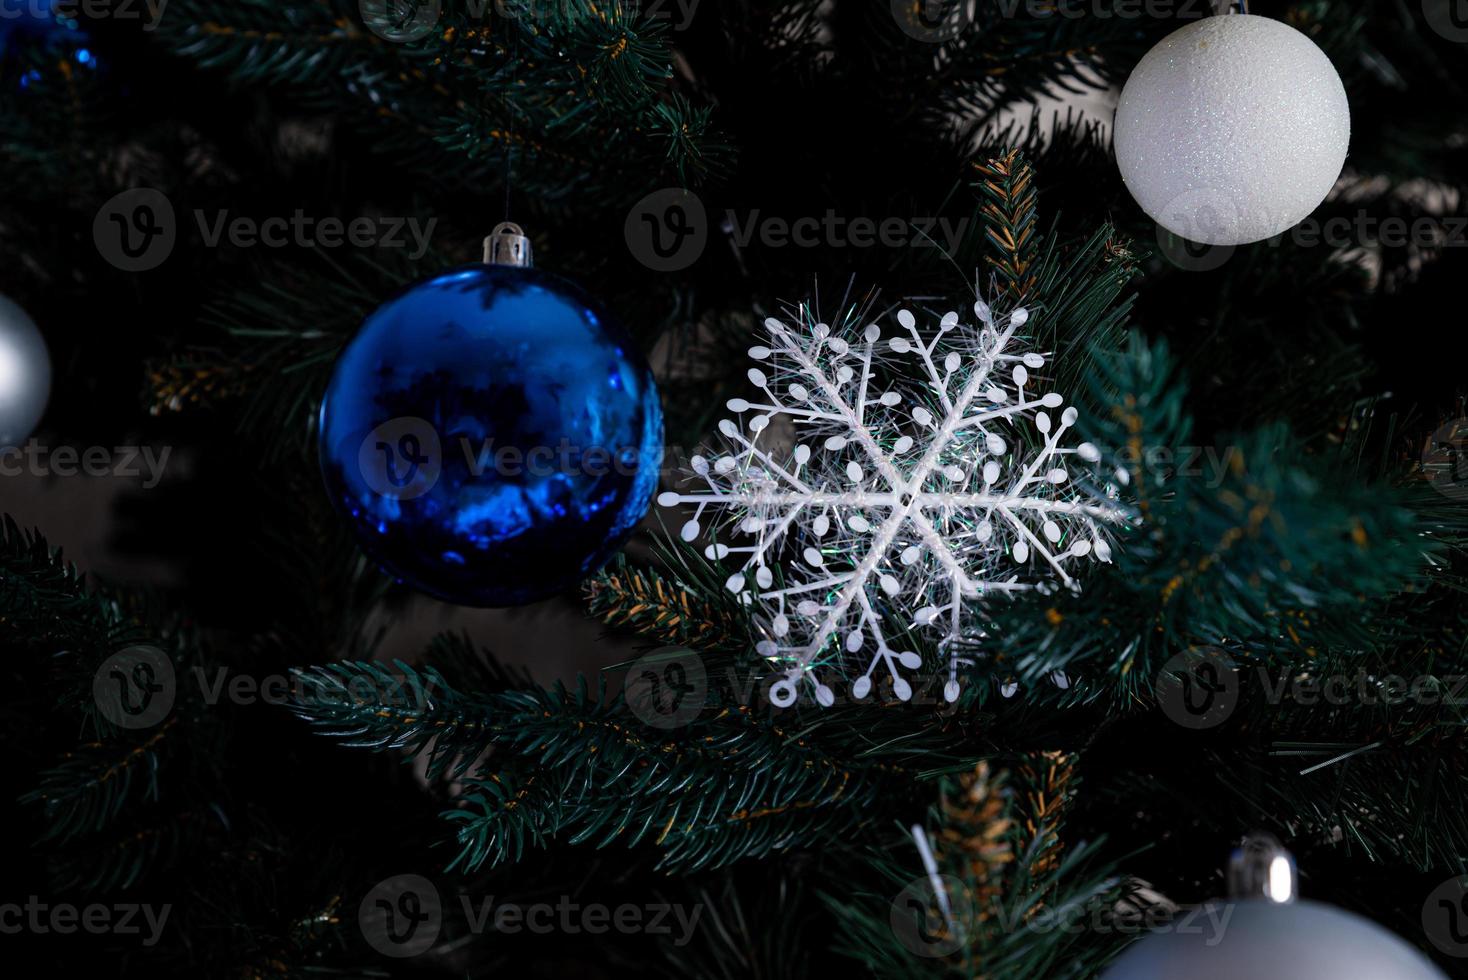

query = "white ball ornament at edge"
[1101,899,1447,980]
[1101,835,1446,980]
[0,294,51,447]
[1114,14,1350,246]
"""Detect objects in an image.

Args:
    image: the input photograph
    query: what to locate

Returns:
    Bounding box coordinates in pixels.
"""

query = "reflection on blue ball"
[319,264,663,606]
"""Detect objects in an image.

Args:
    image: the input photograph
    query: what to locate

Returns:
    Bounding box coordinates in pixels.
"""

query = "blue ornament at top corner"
[318,262,664,607]
[1,0,95,77]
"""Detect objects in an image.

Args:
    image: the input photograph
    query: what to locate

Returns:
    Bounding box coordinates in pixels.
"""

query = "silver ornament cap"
[483,222,533,268]
[1228,832,1297,903]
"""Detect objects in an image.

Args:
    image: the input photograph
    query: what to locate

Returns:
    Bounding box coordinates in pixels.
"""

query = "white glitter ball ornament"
[1114,14,1350,247]
[0,294,50,448]
[1101,835,1447,980]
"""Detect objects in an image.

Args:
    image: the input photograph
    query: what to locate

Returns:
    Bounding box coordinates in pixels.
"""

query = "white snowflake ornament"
[658,300,1128,706]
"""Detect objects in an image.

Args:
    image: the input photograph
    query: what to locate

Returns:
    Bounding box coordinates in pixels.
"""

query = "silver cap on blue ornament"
[1228,832,1298,903]
[483,222,533,268]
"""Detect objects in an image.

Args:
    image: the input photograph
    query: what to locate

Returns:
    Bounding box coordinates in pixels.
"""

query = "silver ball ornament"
[0,294,51,447]
[1102,836,1445,980]
[1114,14,1350,246]
[1102,899,1446,980]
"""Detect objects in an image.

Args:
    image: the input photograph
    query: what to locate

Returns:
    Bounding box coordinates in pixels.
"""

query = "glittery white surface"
[1114,15,1350,247]
[1100,900,1447,980]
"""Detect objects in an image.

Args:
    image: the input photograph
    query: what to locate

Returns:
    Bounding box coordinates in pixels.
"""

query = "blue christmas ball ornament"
[1,0,92,69]
[319,224,663,606]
